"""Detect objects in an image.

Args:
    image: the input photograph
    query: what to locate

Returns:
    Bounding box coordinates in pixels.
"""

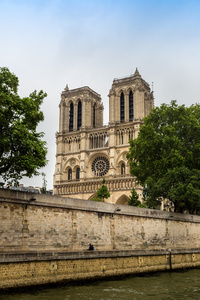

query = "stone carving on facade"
[54,69,154,204]
[70,159,76,166]
[64,84,69,92]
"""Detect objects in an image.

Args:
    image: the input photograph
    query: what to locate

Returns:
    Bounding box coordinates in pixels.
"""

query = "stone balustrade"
[54,176,136,195]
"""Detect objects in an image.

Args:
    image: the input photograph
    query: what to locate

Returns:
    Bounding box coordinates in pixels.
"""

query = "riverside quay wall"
[1,189,200,289]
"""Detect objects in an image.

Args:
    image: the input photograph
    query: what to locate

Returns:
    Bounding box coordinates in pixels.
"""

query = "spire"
[133,68,141,78]
[64,84,69,92]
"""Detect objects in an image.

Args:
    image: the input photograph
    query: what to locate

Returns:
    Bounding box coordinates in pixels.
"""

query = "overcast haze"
[1,0,200,189]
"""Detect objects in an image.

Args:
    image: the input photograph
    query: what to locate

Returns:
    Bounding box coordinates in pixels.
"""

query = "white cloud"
[1,0,200,189]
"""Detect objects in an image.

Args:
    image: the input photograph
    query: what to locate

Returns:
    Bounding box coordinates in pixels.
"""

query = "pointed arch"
[76,167,80,180]
[116,194,129,205]
[120,92,125,122]
[88,193,97,201]
[68,168,72,180]
[93,103,96,128]
[69,102,74,131]
[121,163,125,175]
[77,100,82,130]
[129,90,133,121]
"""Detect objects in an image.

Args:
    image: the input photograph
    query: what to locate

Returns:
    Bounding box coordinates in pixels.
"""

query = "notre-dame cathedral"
[53,69,154,204]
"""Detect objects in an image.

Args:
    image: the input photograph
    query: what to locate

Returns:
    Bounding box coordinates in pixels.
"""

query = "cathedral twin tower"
[53,69,154,204]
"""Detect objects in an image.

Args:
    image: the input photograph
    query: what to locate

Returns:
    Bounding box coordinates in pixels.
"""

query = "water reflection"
[1,269,200,300]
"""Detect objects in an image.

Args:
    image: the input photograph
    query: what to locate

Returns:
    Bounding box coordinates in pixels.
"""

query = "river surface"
[1,269,200,300]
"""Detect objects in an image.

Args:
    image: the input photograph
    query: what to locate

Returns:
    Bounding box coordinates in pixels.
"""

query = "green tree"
[0,67,48,184]
[91,196,102,202]
[127,100,200,214]
[128,187,146,207]
[95,178,111,202]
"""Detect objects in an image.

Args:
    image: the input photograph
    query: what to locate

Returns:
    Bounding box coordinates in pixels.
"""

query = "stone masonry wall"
[1,189,200,253]
[1,250,200,290]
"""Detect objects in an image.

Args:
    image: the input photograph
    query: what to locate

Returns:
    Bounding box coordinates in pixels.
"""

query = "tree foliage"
[127,100,200,214]
[95,178,111,202]
[128,187,145,207]
[0,67,48,184]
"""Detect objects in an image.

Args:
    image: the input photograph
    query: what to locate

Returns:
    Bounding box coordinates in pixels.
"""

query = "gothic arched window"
[129,91,133,121]
[68,168,72,180]
[77,101,82,130]
[76,167,80,180]
[69,102,74,132]
[93,104,96,128]
[121,163,125,175]
[120,92,124,122]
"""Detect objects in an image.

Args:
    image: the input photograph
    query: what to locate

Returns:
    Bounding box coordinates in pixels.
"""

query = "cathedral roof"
[112,68,150,89]
[61,85,101,100]
[133,68,141,78]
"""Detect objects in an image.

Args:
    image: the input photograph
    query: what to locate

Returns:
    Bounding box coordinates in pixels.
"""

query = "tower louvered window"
[93,104,96,128]
[120,92,124,122]
[69,103,74,132]
[77,101,82,130]
[129,91,133,121]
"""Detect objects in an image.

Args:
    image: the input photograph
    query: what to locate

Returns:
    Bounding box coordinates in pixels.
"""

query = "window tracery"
[69,102,74,131]
[89,132,108,149]
[129,91,133,121]
[65,135,81,152]
[77,101,82,130]
[93,104,96,128]
[76,167,80,180]
[120,92,125,122]
[121,163,125,175]
[116,127,134,145]
[91,156,109,177]
[68,168,72,180]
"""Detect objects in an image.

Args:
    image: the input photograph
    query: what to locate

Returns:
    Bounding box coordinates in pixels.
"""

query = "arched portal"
[116,194,129,205]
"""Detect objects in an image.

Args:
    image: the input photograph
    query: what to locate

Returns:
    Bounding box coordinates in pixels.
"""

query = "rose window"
[91,156,109,177]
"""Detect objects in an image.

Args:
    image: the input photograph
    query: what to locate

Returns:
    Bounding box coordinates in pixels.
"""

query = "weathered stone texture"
[1,189,200,253]
[1,251,200,290]
[53,70,154,204]
[1,186,200,290]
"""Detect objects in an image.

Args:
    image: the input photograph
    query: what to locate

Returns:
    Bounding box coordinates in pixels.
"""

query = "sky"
[1,0,200,189]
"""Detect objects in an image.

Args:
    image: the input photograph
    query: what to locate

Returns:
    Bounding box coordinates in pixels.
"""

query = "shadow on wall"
[116,194,129,205]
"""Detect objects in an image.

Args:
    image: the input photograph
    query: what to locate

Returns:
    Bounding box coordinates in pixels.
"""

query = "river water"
[1,269,200,300]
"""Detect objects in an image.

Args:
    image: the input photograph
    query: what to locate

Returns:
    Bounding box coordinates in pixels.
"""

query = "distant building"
[1,184,53,195]
[53,69,154,204]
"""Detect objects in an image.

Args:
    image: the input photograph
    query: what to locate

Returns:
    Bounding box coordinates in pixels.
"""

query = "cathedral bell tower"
[54,69,154,205]
[59,85,103,133]
[108,68,154,124]
[54,85,104,188]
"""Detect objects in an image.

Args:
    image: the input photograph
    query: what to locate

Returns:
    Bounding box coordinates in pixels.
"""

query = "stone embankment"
[1,189,200,290]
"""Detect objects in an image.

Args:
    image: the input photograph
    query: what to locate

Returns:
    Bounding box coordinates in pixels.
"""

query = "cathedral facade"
[53,69,154,204]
